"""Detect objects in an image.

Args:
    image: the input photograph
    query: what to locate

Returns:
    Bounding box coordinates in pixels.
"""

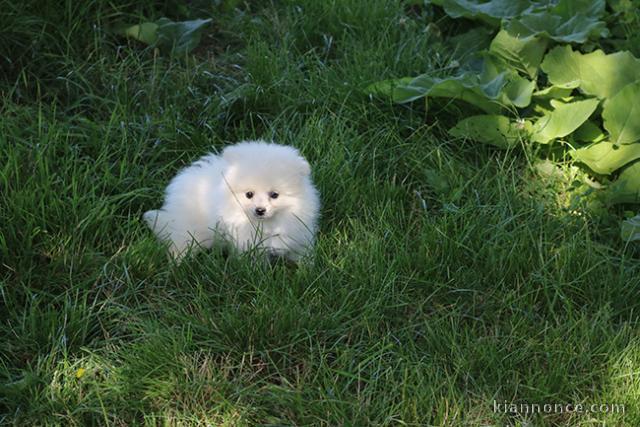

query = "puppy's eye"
[269,191,279,199]
[245,191,254,199]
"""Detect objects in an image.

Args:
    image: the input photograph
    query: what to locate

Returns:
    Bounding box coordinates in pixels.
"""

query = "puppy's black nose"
[255,207,266,216]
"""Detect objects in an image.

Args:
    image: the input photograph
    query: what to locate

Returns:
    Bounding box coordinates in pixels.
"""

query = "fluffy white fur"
[143,140,320,261]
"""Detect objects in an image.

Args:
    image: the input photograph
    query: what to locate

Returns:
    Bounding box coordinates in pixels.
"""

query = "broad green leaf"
[505,0,608,43]
[540,46,581,89]
[365,77,413,98]
[434,0,607,42]
[531,98,599,144]
[437,0,531,23]
[602,81,640,145]
[620,214,640,241]
[449,115,529,148]
[489,29,548,78]
[570,141,640,174]
[607,161,640,204]
[573,120,606,142]
[447,27,495,58]
[123,22,158,44]
[393,74,504,112]
[118,18,211,55]
[541,45,640,99]
[156,18,212,55]
[555,0,605,17]
[532,86,574,99]
[376,56,513,112]
[477,56,512,98]
[369,53,531,112]
[501,74,535,107]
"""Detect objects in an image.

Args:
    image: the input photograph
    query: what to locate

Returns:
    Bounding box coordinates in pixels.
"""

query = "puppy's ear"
[221,146,241,164]
[298,158,311,176]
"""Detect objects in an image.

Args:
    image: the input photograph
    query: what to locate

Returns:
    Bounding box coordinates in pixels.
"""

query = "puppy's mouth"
[252,210,273,220]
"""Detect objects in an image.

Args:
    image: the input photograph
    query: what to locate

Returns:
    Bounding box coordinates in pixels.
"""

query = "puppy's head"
[221,141,311,221]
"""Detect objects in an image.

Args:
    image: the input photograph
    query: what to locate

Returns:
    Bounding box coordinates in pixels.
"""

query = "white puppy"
[144,140,320,261]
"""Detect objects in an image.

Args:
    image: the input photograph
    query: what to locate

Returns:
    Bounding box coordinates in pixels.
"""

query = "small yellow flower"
[75,368,86,379]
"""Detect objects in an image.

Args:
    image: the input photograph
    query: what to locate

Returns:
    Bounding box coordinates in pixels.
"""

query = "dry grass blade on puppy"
[144,140,320,261]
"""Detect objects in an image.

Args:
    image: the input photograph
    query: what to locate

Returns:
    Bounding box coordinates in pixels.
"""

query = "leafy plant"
[368,0,640,236]
[118,18,212,55]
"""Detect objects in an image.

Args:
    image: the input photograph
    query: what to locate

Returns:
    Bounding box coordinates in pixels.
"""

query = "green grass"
[2,0,640,425]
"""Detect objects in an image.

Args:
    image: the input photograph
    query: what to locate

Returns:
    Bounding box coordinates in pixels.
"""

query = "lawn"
[2,0,640,425]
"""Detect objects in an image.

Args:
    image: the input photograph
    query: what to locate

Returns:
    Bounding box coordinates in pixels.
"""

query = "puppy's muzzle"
[254,207,266,217]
